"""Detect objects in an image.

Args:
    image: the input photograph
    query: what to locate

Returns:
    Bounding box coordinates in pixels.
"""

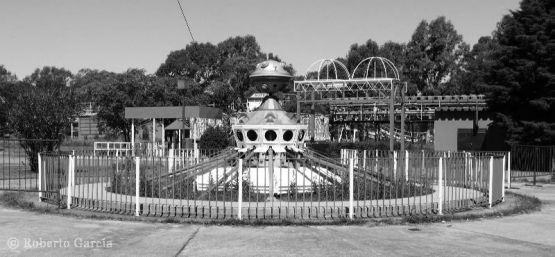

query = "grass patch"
[0,191,57,213]
[0,192,36,209]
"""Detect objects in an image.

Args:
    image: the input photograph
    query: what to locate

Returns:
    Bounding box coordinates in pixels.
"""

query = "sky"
[0,0,522,79]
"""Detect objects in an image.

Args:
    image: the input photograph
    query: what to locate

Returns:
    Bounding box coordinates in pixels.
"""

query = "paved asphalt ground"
[0,183,554,257]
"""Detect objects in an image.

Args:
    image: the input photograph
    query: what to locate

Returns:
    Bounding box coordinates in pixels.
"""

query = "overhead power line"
[176,0,196,43]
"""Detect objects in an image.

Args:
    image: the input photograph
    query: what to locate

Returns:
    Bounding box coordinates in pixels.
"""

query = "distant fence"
[92,141,222,159]
[510,145,555,180]
[36,151,504,220]
[0,138,59,193]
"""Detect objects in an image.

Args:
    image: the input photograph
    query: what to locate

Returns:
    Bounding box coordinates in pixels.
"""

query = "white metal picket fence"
[38,149,505,220]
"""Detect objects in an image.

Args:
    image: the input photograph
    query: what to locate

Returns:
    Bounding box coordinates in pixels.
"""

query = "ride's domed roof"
[249,60,292,78]
[236,98,297,126]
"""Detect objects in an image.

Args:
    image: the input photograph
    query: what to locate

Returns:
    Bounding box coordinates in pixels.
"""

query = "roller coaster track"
[329,94,487,122]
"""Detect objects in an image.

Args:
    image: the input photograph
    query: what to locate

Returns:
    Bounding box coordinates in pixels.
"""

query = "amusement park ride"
[193,57,485,200]
[293,57,486,151]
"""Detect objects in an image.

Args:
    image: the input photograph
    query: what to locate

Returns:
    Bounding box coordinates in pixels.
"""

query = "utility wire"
[176,0,196,42]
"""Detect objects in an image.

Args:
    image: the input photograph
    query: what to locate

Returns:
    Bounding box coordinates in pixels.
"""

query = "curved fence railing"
[2,137,540,221]
[36,151,505,220]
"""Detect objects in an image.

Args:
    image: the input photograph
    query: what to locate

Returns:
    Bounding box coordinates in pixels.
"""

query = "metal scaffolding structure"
[295,57,402,151]
[294,57,487,152]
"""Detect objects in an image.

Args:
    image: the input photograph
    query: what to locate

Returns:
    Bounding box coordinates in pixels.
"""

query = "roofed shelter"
[125,106,222,154]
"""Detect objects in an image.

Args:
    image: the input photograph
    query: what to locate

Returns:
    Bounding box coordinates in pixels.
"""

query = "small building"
[70,102,100,139]
[433,107,492,151]
[124,105,223,151]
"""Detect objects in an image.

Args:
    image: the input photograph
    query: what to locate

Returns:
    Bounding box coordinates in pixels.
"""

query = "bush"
[198,126,232,150]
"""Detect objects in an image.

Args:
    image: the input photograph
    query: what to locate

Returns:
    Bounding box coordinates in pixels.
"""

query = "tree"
[379,41,408,78]
[444,36,500,95]
[9,83,80,172]
[24,66,73,88]
[94,69,182,140]
[0,65,19,134]
[156,42,220,83]
[95,69,148,141]
[0,65,17,82]
[0,82,21,135]
[217,35,267,105]
[406,17,468,94]
[345,39,380,74]
[156,35,294,111]
[268,53,296,76]
[483,0,555,145]
[72,69,118,102]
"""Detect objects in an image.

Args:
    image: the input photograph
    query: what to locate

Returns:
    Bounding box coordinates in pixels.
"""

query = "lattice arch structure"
[304,59,351,80]
[294,57,401,101]
[351,57,400,80]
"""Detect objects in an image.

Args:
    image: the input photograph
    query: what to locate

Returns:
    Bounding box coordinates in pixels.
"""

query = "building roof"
[165,120,190,130]
[125,106,222,119]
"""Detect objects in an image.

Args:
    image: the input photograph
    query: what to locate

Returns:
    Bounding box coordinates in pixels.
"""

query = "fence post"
[135,156,140,216]
[238,158,243,220]
[502,155,506,201]
[362,150,367,170]
[349,158,354,220]
[374,149,378,174]
[393,151,398,180]
[38,153,42,202]
[194,143,200,162]
[340,149,343,164]
[405,150,409,181]
[168,149,175,174]
[507,152,511,189]
[438,157,443,215]
[463,152,468,187]
[489,156,493,208]
[67,155,74,210]
[421,150,425,173]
